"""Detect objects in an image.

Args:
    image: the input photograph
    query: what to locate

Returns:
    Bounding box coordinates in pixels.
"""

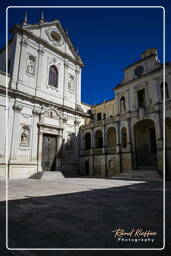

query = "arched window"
[120,96,126,112]
[121,127,127,148]
[27,55,36,74]
[49,65,58,87]
[85,132,91,150]
[95,130,103,148]
[107,127,116,148]
[160,82,169,100]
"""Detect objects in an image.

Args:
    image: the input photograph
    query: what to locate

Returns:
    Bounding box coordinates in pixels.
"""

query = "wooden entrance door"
[42,134,57,171]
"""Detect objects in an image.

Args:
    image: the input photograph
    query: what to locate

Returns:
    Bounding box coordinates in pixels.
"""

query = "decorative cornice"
[0,85,89,118]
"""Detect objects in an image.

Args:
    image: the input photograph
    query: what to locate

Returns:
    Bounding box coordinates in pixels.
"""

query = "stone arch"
[84,132,91,150]
[95,130,103,148]
[107,127,116,148]
[134,119,157,169]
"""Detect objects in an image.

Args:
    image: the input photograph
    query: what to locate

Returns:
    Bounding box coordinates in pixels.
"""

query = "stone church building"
[0,16,170,179]
[0,16,89,178]
[81,49,171,177]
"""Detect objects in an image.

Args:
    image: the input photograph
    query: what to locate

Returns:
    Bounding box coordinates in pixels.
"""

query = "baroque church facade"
[0,16,89,178]
[0,16,170,179]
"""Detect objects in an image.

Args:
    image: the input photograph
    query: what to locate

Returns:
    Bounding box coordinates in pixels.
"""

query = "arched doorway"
[134,119,157,169]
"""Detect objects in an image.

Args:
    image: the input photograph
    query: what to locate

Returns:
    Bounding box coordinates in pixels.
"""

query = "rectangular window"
[138,89,145,108]
[97,112,101,121]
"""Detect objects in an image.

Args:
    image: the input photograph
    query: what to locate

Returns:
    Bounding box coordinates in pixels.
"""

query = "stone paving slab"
[0,177,169,254]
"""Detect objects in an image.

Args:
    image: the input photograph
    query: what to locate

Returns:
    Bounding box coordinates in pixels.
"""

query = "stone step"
[29,169,80,180]
[28,172,43,179]
[29,171,64,180]
[112,170,161,180]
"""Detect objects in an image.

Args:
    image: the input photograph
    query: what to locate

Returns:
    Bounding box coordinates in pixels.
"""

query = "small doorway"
[42,134,57,171]
[134,119,157,169]
[85,160,89,175]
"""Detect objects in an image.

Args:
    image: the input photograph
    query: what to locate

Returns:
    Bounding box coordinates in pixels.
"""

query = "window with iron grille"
[49,65,58,87]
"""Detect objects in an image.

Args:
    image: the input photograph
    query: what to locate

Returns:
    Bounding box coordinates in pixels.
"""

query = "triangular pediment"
[21,20,83,65]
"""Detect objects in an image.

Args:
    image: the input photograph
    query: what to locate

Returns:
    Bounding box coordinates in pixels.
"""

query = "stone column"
[126,118,132,152]
[56,134,63,169]
[154,77,161,103]
[37,126,43,172]
[9,102,23,161]
[91,127,95,148]
[115,123,120,153]
[31,108,41,162]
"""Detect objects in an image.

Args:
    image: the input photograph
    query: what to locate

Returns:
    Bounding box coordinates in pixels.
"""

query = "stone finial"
[141,48,157,59]
[39,11,45,24]
[22,12,28,26]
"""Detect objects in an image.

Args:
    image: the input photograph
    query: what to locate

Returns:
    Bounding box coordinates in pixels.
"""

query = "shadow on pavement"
[0,180,170,255]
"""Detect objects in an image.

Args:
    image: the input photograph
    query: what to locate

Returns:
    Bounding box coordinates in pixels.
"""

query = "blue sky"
[1,0,170,105]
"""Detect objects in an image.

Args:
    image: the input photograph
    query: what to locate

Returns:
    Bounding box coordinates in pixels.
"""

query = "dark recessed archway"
[134,119,157,169]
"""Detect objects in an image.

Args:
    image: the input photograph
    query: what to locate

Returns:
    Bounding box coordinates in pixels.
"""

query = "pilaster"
[35,46,45,93]
[31,107,41,162]
[17,37,28,88]
[9,102,23,161]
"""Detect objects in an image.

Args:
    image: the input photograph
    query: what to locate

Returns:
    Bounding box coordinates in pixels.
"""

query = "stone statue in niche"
[21,126,30,145]
[27,56,35,74]
[120,96,126,112]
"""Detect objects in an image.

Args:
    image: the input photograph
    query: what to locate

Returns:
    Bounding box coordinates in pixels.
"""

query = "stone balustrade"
[81,146,117,156]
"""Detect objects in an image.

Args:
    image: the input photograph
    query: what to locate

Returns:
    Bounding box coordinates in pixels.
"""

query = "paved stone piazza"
[1,175,170,256]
